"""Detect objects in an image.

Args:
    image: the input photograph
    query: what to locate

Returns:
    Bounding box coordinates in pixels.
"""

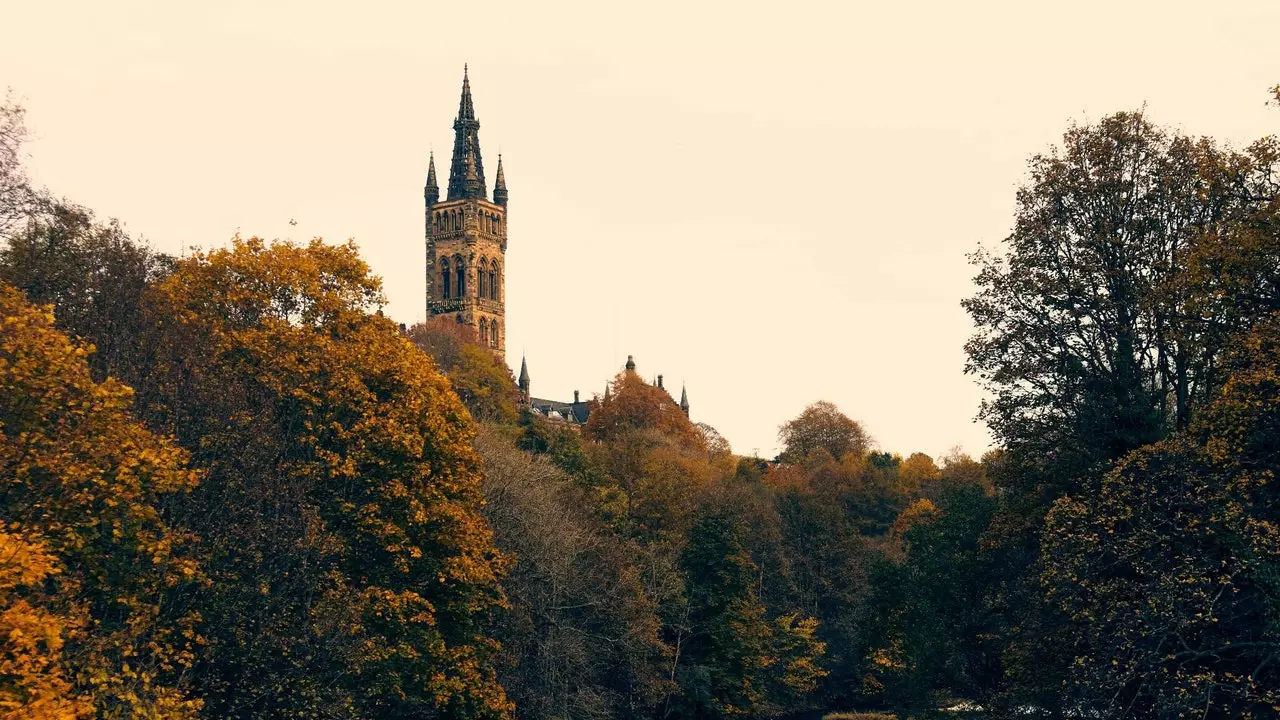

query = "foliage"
[0,202,168,381]
[586,370,705,452]
[1043,317,1280,718]
[778,401,871,464]
[137,237,510,719]
[475,429,666,720]
[0,530,90,720]
[407,318,520,424]
[0,281,202,717]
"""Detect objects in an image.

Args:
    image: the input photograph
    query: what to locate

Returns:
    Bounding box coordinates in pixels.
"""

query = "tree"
[777,402,871,464]
[449,343,521,424]
[0,281,202,718]
[136,237,511,719]
[1042,317,1280,718]
[0,92,44,237]
[586,370,705,452]
[0,202,167,381]
[475,429,666,720]
[0,530,91,719]
[964,111,1279,495]
[865,486,1002,716]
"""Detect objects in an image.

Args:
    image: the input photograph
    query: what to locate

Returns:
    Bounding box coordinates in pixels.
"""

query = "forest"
[1,86,1279,720]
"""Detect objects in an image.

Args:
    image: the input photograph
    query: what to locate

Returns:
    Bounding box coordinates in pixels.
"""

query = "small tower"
[518,355,530,406]
[680,385,690,417]
[425,66,508,358]
[424,151,439,207]
[493,155,508,207]
[625,355,636,372]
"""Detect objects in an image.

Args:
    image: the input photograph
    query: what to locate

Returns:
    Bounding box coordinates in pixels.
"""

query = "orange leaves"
[0,282,202,718]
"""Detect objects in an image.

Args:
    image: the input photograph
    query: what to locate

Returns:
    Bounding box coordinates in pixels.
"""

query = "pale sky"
[4,0,1277,459]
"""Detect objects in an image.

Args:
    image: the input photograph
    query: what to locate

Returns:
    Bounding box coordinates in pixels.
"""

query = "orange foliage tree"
[0,282,202,718]
[137,237,511,719]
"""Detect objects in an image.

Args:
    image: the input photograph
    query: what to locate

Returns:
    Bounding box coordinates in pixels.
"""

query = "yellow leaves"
[0,282,203,718]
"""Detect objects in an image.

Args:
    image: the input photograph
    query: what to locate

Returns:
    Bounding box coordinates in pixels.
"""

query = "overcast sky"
[4,0,1277,459]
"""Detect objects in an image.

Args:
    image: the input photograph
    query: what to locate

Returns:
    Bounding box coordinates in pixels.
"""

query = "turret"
[424,151,440,206]
[493,154,508,207]
[680,385,690,417]
[518,355,530,403]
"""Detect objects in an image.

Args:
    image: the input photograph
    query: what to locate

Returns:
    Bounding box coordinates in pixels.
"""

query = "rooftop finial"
[625,355,636,371]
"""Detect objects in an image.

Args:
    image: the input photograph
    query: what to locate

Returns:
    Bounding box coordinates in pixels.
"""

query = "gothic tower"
[425,66,508,357]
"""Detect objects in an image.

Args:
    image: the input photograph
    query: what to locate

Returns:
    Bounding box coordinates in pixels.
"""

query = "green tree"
[1042,317,1280,718]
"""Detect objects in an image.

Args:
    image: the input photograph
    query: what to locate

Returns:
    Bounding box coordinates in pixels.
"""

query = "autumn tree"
[0,203,167,381]
[0,282,202,717]
[777,401,871,464]
[134,237,510,719]
[1042,317,1280,718]
[475,429,667,720]
[964,111,1279,496]
[586,369,705,452]
[407,318,520,424]
[0,530,90,719]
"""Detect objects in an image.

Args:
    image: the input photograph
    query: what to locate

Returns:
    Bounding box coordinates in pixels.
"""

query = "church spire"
[447,65,487,201]
[518,355,530,398]
[680,385,689,416]
[493,154,508,207]
[424,151,439,206]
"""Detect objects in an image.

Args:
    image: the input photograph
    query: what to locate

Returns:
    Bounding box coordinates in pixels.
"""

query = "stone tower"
[425,66,508,357]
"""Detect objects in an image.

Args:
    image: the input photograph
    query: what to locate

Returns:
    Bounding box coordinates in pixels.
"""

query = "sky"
[3,0,1277,459]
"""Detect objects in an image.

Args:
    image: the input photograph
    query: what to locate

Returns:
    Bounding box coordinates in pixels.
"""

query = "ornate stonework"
[424,66,509,358]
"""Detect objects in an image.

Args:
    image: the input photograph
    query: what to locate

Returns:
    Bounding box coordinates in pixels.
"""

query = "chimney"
[657,374,664,390]
[574,390,580,403]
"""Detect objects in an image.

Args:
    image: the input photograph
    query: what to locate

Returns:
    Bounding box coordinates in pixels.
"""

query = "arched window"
[479,317,488,345]
[439,258,451,299]
[489,320,498,347]
[477,259,487,299]
[455,256,466,297]
[489,263,499,300]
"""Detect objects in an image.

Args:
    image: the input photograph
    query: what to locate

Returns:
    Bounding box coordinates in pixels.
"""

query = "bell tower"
[425,66,508,357]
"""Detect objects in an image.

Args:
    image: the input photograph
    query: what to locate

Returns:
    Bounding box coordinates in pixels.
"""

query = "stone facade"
[425,66,509,358]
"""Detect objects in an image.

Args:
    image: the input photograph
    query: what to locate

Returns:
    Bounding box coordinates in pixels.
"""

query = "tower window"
[490,320,498,347]
[479,317,488,345]
[440,259,451,299]
[456,259,466,297]
[477,259,487,299]
[489,268,498,300]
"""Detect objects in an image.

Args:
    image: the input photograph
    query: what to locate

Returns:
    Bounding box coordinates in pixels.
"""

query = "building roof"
[530,397,591,424]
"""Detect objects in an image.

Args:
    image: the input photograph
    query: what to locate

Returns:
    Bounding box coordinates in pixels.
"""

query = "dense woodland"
[1,86,1279,720]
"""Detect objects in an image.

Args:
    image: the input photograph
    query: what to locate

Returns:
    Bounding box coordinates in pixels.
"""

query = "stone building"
[424,65,509,357]
[517,354,689,426]
[425,69,688,424]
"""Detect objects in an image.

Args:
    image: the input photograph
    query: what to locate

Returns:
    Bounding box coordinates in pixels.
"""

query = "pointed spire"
[424,151,439,206]
[680,385,690,416]
[493,154,508,206]
[447,65,487,201]
[518,355,530,393]
[458,63,476,121]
